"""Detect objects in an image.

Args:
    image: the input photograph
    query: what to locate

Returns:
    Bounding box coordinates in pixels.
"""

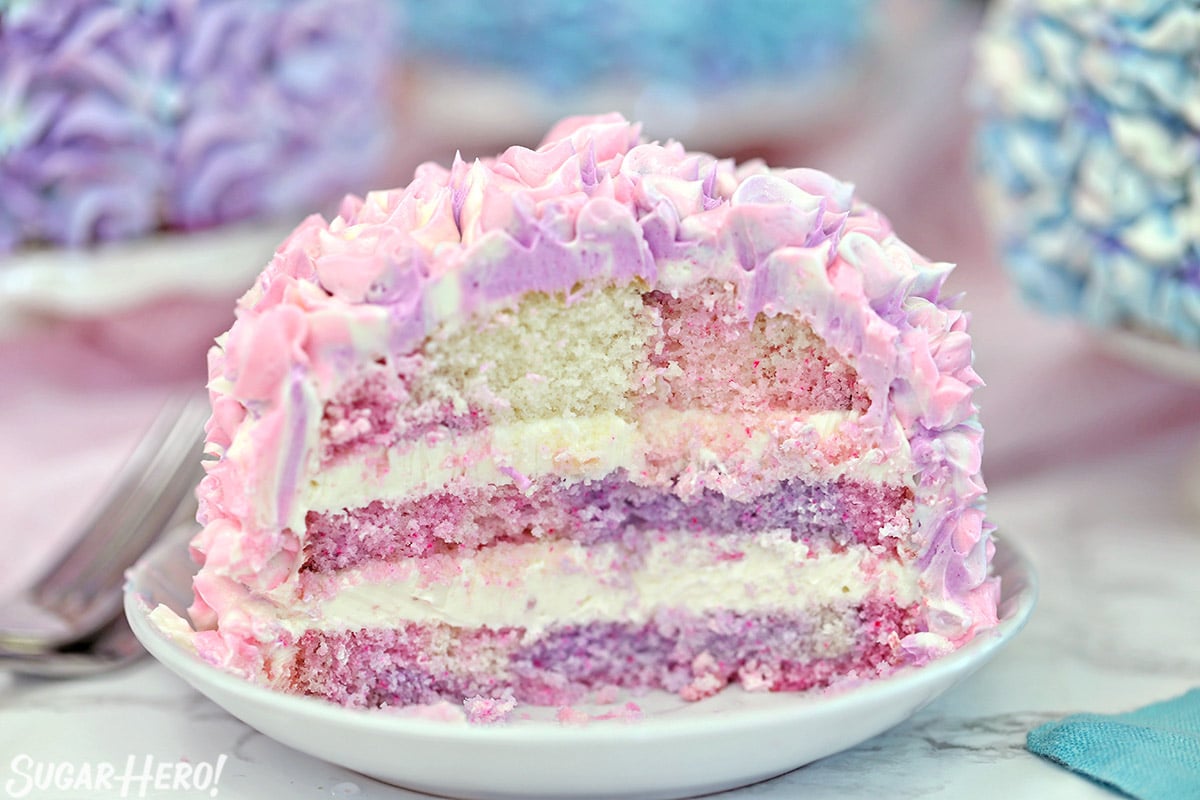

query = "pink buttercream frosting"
[190,113,997,677]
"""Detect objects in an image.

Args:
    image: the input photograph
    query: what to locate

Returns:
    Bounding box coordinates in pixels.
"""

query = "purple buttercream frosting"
[0,0,390,252]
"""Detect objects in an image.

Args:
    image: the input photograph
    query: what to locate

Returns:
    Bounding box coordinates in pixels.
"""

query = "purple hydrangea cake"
[0,0,391,252]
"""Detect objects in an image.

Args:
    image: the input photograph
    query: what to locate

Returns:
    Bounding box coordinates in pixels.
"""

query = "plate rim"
[124,529,1038,743]
[0,217,297,321]
[1093,327,1200,385]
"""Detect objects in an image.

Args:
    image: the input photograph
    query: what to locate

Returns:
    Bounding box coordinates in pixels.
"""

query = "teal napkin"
[1027,689,1200,800]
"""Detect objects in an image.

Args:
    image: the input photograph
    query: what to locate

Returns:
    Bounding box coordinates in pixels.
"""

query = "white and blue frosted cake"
[974,0,1200,348]
[389,0,878,151]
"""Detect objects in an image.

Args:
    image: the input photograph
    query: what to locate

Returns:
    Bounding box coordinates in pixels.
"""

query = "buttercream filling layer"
[302,471,913,572]
[277,533,922,637]
[300,407,914,515]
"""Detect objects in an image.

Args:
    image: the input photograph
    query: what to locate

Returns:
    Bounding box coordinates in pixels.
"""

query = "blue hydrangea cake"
[974,0,1200,347]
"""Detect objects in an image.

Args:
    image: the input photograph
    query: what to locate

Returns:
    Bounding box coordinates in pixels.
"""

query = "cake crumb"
[593,702,643,723]
[556,706,592,726]
[737,661,777,692]
[464,691,518,724]
[681,651,728,701]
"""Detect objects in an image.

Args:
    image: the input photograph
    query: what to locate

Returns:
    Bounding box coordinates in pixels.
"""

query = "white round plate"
[125,529,1036,800]
[0,218,296,333]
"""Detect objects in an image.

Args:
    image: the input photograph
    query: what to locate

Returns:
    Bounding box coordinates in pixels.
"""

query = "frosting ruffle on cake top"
[0,0,391,251]
[169,114,997,706]
[973,0,1200,346]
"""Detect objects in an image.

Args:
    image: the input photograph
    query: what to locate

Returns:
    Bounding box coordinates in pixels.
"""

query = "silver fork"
[0,392,209,676]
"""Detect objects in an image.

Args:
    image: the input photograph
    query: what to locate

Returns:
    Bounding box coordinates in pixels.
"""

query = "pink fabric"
[0,294,233,597]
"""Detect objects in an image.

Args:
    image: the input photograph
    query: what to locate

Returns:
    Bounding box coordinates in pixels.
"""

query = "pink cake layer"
[640,288,869,414]
[288,600,919,708]
[300,473,912,573]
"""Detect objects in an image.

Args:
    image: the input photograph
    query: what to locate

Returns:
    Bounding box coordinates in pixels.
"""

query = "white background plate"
[125,529,1036,800]
[0,219,295,336]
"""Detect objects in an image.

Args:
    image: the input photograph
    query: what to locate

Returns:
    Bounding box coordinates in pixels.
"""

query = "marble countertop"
[3,10,1199,796]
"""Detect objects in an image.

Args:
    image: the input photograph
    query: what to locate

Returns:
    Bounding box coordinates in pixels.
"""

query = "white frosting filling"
[269,532,922,643]
[303,408,914,514]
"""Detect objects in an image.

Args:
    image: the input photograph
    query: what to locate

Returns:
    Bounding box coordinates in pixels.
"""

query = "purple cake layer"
[300,472,913,572]
[289,600,919,708]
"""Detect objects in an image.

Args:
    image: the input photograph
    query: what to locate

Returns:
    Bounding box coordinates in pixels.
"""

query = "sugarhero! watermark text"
[5,754,228,798]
